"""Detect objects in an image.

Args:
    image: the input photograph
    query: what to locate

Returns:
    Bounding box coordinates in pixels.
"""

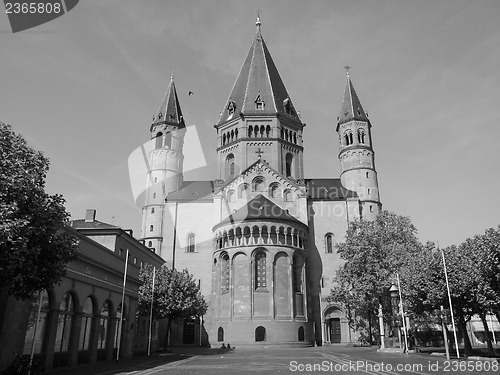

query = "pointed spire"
[337,67,369,128]
[216,16,300,126]
[152,74,185,129]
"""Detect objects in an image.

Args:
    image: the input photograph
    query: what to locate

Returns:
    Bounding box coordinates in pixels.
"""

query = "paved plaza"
[49,345,499,375]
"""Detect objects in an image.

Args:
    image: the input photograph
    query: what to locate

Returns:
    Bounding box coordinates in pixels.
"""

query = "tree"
[329,210,422,345]
[137,264,208,346]
[0,123,76,299]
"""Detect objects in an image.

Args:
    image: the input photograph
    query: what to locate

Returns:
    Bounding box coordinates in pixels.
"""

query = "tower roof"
[337,69,369,130]
[217,17,300,126]
[151,74,185,130]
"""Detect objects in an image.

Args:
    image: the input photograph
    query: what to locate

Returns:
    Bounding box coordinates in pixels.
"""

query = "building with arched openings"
[139,16,382,348]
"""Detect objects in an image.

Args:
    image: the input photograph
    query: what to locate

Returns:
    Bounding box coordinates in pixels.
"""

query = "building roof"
[166,180,214,201]
[151,75,185,130]
[305,179,358,200]
[216,194,303,228]
[217,17,301,126]
[70,219,118,229]
[337,71,370,130]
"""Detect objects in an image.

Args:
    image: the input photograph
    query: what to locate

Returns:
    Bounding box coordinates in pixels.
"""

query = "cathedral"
[139,17,381,347]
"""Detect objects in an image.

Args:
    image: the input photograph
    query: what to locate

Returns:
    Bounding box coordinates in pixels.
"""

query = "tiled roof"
[217,22,301,126]
[151,75,185,130]
[69,219,118,229]
[305,179,358,200]
[337,74,369,129]
[217,194,302,227]
[166,180,214,201]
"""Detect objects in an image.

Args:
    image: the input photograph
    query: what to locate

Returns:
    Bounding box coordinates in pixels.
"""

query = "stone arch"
[255,326,266,342]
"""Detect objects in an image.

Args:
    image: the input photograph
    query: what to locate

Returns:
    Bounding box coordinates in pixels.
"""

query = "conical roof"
[337,71,369,129]
[151,75,185,130]
[217,18,300,126]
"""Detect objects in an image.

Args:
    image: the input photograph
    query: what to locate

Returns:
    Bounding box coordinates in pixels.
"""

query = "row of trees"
[329,210,500,356]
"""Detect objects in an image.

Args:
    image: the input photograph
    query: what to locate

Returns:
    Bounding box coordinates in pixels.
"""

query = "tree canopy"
[137,264,208,320]
[0,123,76,299]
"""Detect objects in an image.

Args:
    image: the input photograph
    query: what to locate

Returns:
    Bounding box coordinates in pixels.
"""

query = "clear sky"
[1,0,499,247]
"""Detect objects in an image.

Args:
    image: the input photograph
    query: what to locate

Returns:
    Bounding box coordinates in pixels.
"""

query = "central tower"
[215,16,305,182]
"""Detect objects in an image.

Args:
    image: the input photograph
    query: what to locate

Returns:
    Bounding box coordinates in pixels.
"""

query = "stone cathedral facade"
[139,18,381,347]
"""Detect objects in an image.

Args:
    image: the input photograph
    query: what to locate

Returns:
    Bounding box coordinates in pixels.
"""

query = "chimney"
[85,209,96,223]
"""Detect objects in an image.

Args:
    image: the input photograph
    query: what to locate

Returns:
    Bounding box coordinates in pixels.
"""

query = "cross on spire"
[256,148,264,158]
[344,65,351,77]
[256,9,262,31]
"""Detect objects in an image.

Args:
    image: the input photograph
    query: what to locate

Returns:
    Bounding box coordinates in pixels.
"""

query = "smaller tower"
[337,67,381,220]
[141,74,186,254]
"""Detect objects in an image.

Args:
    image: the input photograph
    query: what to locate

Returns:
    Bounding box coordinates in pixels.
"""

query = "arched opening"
[227,189,236,202]
[78,296,94,363]
[285,153,293,177]
[164,132,172,149]
[254,250,267,289]
[269,183,280,198]
[155,132,163,149]
[252,176,265,192]
[22,290,50,356]
[221,253,230,293]
[187,233,196,253]
[97,300,111,361]
[255,326,266,342]
[225,154,235,178]
[357,129,365,144]
[248,125,253,137]
[217,327,224,342]
[325,233,334,254]
[54,292,75,367]
[238,183,249,199]
[298,327,305,341]
[283,189,292,202]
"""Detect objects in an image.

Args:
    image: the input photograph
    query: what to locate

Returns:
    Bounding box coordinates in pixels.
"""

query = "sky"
[1,0,499,247]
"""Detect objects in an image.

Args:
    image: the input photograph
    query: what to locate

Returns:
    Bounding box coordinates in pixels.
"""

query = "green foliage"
[0,123,76,299]
[137,264,208,320]
[330,210,422,317]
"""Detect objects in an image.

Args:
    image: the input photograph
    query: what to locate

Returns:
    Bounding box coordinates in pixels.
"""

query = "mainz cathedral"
[139,16,381,347]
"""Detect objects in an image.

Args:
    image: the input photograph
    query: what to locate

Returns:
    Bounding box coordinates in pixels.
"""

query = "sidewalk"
[47,347,233,375]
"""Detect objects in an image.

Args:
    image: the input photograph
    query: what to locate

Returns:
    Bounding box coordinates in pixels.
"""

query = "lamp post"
[389,275,409,353]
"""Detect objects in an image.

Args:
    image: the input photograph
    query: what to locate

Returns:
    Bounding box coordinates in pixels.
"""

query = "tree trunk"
[478,311,494,357]
[456,303,473,355]
[164,318,172,348]
[367,305,373,345]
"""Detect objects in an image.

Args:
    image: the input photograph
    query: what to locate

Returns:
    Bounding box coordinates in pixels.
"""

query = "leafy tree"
[137,264,208,346]
[0,123,76,299]
[329,210,422,345]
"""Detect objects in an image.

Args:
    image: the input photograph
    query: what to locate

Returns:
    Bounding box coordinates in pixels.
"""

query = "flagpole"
[117,249,129,362]
[440,246,460,358]
[148,267,156,357]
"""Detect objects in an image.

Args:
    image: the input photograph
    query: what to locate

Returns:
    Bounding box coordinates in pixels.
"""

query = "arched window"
[252,176,265,191]
[325,233,334,254]
[22,290,49,355]
[187,233,196,253]
[55,293,74,354]
[97,301,111,352]
[221,253,230,293]
[217,327,224,342]
[266,125,271,137]
[150,225,153,232]
[357,129,365,144]
[283,189,292,202]
[148,241,152,248]
[285,153,293,177]
[164,132,172,148]
[225,154,235,178]
[248,125,253,138]
[155,132,163,149]
[255,251,266,289]
[153,193,156,199]
[255,95,264,110]
[151,207,155,214]
[238,183,249,198]
[269,183,280,198]
[344,131,353,146]
[298,327,305,341]
[255,326,266,342]
[79,297,94,354]
[227,189,236,202]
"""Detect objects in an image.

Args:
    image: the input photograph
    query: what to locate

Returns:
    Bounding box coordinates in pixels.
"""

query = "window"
[151,207,155,214]
[153,193,156,199]
[366,172,369,178]
[283,189,292,202]
[155,132,163,149]
[221,253,229,293]
[358,129,365,144]
[187,233,196,253]
[150,225,153,232]
[252,176,265,191]
[255,95,264,110]
[164,132,172,149]
[238,183,249,198]
[344,131,353,146]
[225,154,235,178]
[217,327,224,342]
[148,241,152,248]
[97,301,110,350]
[325,233,334,254]
[298,327,305,342]
[255,326,266,342]
[255,251,266,289]
[227,99,236,115]
[283,97,293,115]
[227,189,236,202]
[285,153,293,177]
[269,183,280,198]
[55,293,74,353]
[370,205,373,212]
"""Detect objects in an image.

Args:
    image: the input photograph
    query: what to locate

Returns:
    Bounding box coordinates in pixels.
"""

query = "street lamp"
[389,283,401,346]
[389,274,409,353]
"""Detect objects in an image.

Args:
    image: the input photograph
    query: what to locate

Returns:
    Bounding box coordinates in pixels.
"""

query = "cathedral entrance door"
[329,318,341,343]
[183,319,195,344]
